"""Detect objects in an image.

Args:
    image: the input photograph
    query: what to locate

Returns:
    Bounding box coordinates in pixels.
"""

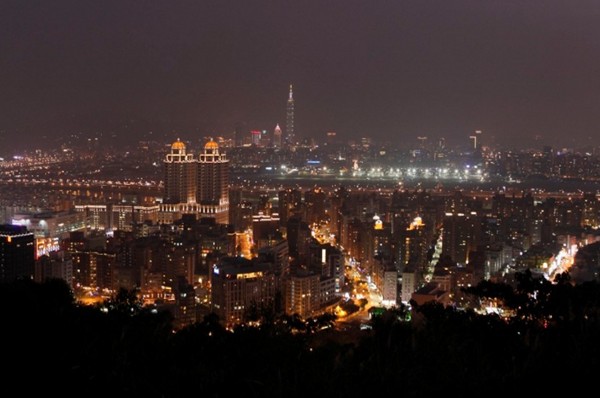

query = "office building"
[286,84,295,145]
[273,124,282,148]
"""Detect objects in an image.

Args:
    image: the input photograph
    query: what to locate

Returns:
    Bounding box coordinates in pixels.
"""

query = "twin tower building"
[162,84,293,223]
[162,139,229,224]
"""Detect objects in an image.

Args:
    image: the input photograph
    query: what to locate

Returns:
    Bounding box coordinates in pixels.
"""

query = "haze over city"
[2,0,600,152]
[4,2,600,396]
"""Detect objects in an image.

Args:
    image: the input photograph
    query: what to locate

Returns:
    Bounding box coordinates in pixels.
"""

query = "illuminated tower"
[164,139,196,204]
[197,139,229,224]
[286,84,295,145]
[250,130,261,146]
[273,124,282,148]
[469,130,482,150]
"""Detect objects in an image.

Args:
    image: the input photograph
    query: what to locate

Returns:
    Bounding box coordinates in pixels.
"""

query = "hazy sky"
[2,1,600,150]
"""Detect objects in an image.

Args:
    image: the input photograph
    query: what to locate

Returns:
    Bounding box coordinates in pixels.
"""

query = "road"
[335,257,383,329]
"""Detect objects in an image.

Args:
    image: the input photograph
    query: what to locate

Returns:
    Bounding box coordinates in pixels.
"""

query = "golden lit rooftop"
[171,139,185,150]
[204,139,219,150]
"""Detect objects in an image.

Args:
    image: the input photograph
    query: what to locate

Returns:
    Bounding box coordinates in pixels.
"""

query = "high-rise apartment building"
[161,139,229,224]
[211,258,278,326]
[197,139,229,224]
[285,271,320,318]
[164,139,196,204]
[0,224,35,283]
[442,212,481,265]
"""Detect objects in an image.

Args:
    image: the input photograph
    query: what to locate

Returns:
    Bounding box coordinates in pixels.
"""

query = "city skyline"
[2,1,600,151]
[3,128,600,394]
[3,3,600,392]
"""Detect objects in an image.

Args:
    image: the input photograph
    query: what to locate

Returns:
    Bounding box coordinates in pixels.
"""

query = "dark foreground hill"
[2,277,599,397]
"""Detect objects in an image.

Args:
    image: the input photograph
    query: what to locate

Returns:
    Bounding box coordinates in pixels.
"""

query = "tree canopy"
[2,275,600,396]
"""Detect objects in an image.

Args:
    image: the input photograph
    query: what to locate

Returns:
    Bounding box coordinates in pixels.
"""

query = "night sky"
[2,1,600,150]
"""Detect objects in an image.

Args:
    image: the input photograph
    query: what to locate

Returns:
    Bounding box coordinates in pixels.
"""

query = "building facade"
[164,139,197,204]
[286,84,294,145]
[197,139,229,224]
[211,258,278,325]
[285,271,320,319]
[273,124,282,148]
[160,139,229,224]
[0,224,35,283]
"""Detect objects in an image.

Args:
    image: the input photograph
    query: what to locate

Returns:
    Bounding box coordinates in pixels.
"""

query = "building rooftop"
[171,139,185,150]
[204,139,219,150]
[214,257,272,277]
[0,224,29,235]
[414,282,445,296]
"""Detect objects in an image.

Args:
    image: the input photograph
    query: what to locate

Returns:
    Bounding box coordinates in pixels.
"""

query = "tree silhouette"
[5,277,600,396]
[102,287,142,315]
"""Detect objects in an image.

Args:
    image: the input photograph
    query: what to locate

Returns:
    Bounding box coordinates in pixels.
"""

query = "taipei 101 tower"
[286,84,295,146]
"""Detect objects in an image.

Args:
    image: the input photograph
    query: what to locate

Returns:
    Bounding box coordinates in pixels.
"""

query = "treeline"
[2,275,600,396]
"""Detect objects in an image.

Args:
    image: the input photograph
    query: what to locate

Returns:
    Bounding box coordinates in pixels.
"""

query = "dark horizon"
[2,1,600,151]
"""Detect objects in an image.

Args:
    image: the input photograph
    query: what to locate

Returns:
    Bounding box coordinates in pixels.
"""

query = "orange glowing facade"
[164,139,196,204]
[161,139,229,224]
[197,139,229,224]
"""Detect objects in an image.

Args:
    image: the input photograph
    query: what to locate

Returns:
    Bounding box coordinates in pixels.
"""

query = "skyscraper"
[250,130,261,146]
[164,139,196,204]
[286,84,295,145]
[0,224,35,283]
[273,124,282,148]
[197,139,229,224]
[234,121,247,147]
[161,139,229,224]
[442,212,481,265]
